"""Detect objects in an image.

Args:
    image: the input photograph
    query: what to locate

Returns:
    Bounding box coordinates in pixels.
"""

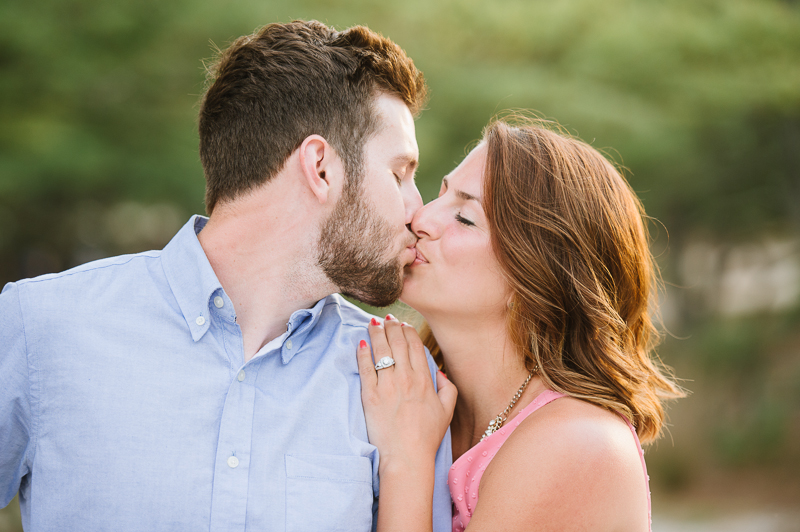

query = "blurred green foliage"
[1,0,800,524]
[2,0,800,281]
[654,308,800,503]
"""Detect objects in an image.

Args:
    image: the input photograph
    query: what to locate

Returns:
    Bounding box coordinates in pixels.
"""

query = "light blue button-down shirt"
[0,215,452,532]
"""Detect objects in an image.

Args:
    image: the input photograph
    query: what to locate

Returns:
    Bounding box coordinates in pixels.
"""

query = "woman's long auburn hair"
[422,117,684,444]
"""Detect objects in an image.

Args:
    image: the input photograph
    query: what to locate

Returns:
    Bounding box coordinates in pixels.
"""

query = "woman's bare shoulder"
[494,394,642,484]
[469,395,649,531]
[517,394,634,449]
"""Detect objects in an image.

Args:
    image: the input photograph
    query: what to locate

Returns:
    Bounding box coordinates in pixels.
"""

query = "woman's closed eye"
[455,213,475,227]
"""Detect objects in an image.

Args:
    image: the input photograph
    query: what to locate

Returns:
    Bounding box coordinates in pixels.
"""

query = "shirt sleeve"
[0,282,34,508]
[426,351,454,532]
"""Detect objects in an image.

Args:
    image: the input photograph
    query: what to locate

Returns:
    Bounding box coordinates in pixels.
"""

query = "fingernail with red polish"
[438,370,448,380]
[385,314,395,321]
[370,318,379,326]
[401,322,411,327]
[359,340,367,349]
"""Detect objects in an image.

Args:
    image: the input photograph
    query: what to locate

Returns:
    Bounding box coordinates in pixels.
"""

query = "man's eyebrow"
[442,177,481,203]
[391,153,418,172]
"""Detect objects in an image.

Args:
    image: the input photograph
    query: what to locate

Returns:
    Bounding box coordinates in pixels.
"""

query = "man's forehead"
[368,94,419,163]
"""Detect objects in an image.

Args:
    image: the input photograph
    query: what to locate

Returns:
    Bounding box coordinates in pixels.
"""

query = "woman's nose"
[410,199,440,239]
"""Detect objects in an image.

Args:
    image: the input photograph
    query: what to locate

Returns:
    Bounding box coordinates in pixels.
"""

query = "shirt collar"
[161,215,222,342]
[279,296,328,364]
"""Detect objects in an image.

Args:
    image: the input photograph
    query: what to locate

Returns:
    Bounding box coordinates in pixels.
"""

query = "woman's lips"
[411,247,428,266]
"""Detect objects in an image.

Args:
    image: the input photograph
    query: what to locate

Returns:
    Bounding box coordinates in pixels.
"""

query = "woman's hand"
[356,315,457,474]
[357,315,457,532]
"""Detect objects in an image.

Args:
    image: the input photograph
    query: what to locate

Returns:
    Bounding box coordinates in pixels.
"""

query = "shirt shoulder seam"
[17,253,160,286]
[14,284,39,471]
[323,297,374,330]
[340,321,369,330]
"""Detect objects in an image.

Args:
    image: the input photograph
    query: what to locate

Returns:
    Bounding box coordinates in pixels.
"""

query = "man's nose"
[404,182,424,226]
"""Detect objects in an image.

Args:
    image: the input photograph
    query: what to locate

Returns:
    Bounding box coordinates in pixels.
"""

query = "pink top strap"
[448,390,565,532]
[448,390,651,531]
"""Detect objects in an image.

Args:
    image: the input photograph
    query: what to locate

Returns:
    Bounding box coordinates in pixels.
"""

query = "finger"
[368,317,395,375]
[436,371,458,423]
[400,322,427,373]
[356,338,378,390]
[383,314,410,370]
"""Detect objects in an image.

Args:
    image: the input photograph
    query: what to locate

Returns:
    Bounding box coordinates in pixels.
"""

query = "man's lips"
[411,246,428,266]
[403,245,417,265]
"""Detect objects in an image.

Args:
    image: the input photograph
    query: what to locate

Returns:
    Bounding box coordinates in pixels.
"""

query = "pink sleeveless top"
[448,390,651,532]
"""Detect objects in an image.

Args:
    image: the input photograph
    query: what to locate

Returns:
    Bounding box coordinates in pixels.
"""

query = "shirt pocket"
[285,453,374,532]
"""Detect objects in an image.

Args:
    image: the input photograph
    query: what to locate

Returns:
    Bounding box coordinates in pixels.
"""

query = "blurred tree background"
[2,0,799,529]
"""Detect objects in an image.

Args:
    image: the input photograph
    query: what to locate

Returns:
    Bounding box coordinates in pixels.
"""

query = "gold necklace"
[480,365,538,442]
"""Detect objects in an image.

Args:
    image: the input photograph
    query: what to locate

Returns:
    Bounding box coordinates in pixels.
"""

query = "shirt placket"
[209,306,259,532]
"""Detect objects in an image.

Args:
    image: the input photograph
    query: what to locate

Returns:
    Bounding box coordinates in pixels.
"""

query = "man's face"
[318,93,423,307]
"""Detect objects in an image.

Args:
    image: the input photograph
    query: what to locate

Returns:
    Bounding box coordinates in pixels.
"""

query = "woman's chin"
[397,291,415,309]
[398,283,423,313]
[399,289,439,323]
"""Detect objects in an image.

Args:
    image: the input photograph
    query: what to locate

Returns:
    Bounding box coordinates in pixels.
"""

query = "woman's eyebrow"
[443,177,481,203]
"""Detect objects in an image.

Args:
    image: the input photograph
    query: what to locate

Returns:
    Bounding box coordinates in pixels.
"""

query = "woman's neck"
[426,314,545,459]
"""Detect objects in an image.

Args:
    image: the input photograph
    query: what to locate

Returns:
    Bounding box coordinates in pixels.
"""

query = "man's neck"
[198,185,336,363]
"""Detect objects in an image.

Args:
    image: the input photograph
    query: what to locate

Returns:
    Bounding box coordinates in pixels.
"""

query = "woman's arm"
[356,316,457,532]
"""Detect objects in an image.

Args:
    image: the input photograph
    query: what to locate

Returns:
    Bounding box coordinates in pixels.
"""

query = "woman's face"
[401,143,510,320]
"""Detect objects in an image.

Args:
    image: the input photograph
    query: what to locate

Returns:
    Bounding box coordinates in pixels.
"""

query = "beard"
[317,179,410,307]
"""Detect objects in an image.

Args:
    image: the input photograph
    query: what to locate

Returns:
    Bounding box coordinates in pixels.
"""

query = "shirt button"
[196,316,205,326]
[285,339,293,350]
[214,296,224,308]
[227,456,239,468]
[237,370,246,382]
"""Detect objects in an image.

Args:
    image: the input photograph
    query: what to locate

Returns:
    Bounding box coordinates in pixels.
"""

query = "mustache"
[402,228,419,248]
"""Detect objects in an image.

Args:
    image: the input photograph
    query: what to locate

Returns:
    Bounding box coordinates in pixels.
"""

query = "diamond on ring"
[375,356,396,371]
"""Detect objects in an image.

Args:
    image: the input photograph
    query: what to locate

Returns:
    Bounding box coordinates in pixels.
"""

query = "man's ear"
[298,135,341,204]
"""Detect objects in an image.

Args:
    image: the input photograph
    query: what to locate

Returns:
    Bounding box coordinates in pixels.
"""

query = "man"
[0,21,452,531]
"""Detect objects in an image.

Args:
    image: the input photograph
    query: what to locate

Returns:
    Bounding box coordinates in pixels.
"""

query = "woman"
[356,117,684,531]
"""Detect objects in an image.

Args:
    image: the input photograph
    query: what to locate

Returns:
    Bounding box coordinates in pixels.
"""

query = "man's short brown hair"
[198,20,427,213]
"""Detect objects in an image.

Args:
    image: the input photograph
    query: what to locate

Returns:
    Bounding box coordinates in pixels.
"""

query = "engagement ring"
[375,356,396,371]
